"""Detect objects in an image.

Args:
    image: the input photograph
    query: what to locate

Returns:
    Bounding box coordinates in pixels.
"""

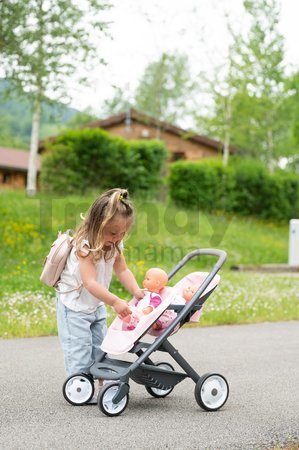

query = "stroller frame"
[63,248,229,416]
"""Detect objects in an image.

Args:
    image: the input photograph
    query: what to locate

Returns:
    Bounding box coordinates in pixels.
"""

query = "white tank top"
[57,240,123,313]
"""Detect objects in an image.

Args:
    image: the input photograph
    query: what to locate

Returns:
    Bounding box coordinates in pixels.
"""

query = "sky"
[70,0,299,115]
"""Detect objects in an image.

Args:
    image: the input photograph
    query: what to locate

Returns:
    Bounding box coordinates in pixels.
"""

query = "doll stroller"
[62,248,229,416]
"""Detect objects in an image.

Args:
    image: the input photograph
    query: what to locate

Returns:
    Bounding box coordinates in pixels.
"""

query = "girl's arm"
[78,252,131,318]
[114,253,144,300]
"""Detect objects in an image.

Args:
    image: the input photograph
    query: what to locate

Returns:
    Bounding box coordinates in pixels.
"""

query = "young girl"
[56,188,144,386]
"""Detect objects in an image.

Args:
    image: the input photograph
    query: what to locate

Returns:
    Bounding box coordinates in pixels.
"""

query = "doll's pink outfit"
[122,291,163,331]
[122,291,178,331]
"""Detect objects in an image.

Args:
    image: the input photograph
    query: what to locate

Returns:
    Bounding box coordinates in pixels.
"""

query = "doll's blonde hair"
[74,188,134,260]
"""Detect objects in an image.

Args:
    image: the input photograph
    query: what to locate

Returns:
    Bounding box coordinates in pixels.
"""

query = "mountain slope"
[0,80,79,149]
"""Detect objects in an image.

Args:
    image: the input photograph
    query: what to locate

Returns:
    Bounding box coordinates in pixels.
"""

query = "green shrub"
[129,140,169,192]
[40,143,84,194]
[168,159,235,211]
[264,170,299,221]
[231,160,299,220]
[169,158,299,221]
[231,159,268,217]
[41,129,168,195]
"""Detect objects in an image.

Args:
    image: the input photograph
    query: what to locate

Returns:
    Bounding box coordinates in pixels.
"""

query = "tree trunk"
[267,128,274,171]
[223,132,230,166]
[222,95,232,166]
[26,99,41,197]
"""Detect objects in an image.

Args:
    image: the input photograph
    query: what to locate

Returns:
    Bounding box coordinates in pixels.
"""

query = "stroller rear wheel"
[98,382,129,417]
[195,373,229,411]
[145,362,175,398]
[63,373,94,405]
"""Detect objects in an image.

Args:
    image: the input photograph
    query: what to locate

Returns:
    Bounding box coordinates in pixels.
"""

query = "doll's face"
[182,285,197,302]
[143,268,167,293]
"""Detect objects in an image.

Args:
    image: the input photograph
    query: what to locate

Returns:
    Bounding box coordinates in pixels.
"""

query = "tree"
[101,53,196,130]
[101,85,131,117]
[0,114,27,148]
[0,0,109,196]
[135,52,196,128]
[285,71,299,155]
[66,108,98,128]
[195,20,242,165]
[196,0,290,166]
[278,71,299,173]
[229,0,287,165]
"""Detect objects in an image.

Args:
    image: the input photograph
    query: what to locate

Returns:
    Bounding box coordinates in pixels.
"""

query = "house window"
[140,128,150,138]
[2,172,11,184]
[172,152,186,161]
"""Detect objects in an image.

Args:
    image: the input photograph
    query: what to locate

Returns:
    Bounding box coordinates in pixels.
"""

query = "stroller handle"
[167,248,227,280]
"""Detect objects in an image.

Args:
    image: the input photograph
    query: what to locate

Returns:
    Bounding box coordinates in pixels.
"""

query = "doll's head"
[143,268,168,293]
[182,285,198,302]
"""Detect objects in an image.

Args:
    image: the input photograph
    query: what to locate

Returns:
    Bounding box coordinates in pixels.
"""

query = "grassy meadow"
[0,189,298,338]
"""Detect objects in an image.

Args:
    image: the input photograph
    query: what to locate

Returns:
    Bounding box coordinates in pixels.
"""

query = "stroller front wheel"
[63,373,94,405]
[98,382,129,417]
[195,373,229,411]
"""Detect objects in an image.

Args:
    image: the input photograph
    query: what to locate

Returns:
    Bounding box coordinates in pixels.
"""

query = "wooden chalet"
[0,147,40,189]
[82,108,235,161]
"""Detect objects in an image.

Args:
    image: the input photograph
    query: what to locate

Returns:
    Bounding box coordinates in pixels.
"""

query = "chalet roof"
[39,108,237,155]
[0,147,41,172]
[84,108,235,152]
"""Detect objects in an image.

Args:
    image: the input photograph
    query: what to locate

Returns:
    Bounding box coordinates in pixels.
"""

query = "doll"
[122,267,168,331]
[169,284,198,306]
[180,285,198,303]
[152,284,199,331]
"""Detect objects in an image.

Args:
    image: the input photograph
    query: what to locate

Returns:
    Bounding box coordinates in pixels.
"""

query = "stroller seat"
[101,271,220,355]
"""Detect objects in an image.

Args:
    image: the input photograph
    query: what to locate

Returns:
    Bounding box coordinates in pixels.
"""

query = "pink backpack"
[40,230,74,290]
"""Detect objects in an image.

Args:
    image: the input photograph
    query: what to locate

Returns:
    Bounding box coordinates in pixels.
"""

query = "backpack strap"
[55,237,89,294]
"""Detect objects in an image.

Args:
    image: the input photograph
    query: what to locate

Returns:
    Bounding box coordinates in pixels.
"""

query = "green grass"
[268,444,299,450]
[0,189,298,338]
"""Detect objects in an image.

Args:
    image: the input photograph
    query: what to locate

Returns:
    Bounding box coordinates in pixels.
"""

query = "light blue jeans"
[56,297,107,376]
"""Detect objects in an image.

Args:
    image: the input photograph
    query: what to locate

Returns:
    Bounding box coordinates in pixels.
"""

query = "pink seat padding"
[101,272,220,355]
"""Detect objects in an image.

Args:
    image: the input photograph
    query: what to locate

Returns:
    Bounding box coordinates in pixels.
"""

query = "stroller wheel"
[98,382,129,417]
[63,373,94,405]
[145,362,175,398]
[195,373,229,411]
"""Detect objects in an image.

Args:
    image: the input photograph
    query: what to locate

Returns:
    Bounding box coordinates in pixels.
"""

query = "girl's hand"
[112,298,132,319]
[133,288,145,300]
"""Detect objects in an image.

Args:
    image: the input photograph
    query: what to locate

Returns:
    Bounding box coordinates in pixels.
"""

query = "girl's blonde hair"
[74,188,134,260]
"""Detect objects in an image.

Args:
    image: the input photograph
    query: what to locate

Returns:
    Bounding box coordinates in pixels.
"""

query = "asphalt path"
[0,321,298,450]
